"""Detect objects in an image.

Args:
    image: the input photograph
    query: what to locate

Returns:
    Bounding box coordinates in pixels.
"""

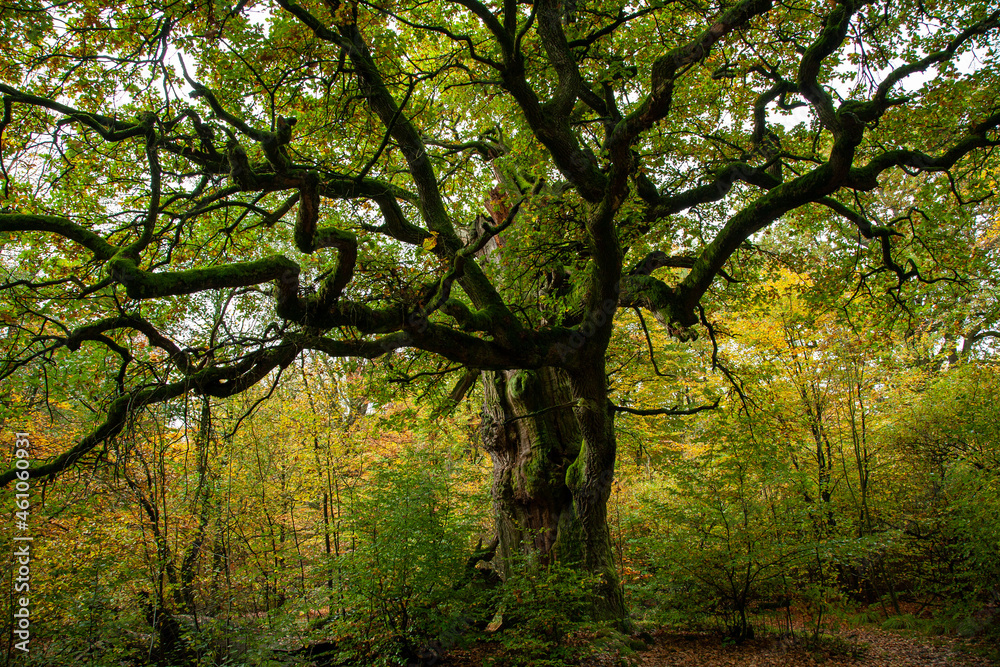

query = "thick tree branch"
[64,316,195,374]
[0,214,118,260]
[277,0,518,337]
[109,255,299,300]
[0,342,298,487]
[0,83,148,142]
[796,0,856,132]
[610,0,773,150]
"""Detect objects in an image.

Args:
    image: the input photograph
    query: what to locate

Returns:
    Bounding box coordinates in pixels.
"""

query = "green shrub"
[323,449,483,665]
[487,555,635,667]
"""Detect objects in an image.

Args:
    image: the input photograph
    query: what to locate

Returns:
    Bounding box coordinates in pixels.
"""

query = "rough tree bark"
[480,365,625,620]
[471,152,627,620]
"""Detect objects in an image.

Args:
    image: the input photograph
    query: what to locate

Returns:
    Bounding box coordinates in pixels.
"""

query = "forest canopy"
[1,0,999,658]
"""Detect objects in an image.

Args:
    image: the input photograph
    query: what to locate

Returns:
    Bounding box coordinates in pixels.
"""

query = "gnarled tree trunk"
[480,365,625,621]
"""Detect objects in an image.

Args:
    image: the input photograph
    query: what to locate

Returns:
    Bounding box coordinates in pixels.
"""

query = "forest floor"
[631,628,996,666]
[438,626,998,666]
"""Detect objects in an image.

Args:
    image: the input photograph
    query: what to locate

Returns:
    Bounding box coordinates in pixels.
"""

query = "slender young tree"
[2,0,998,617]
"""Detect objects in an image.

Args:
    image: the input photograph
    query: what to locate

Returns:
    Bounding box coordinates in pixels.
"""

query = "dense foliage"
[2,313,1000,665]
[2,0,999,662]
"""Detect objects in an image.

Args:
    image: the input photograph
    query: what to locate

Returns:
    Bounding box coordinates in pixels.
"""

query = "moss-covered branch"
[796,0,856,132]
[64,316,195,374]
[0,213,118,260]
[0,83,148,142]
[610,0,773,150]
[109,255,299,299]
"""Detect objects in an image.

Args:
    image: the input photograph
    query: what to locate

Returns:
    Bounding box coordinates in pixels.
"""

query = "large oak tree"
[2,0,998,618]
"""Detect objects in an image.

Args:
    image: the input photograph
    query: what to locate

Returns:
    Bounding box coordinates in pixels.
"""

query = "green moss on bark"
[109,255,298,299]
